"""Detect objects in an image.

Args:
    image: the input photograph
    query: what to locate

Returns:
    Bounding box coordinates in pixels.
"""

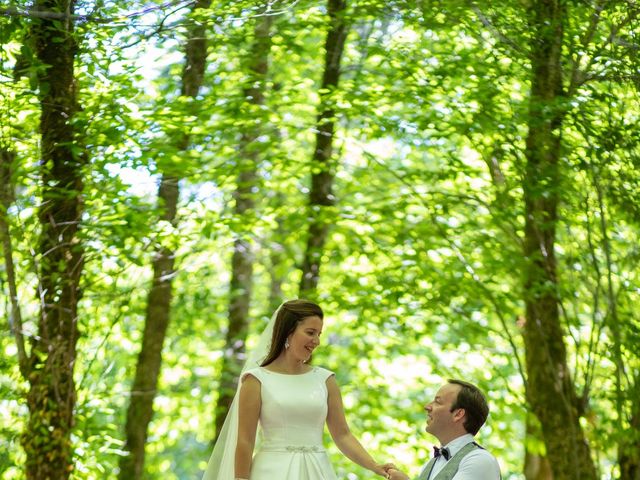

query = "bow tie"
[433,446,450,461]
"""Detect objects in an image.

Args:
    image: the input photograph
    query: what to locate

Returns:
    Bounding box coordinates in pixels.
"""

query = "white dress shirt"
[420,434,501,480]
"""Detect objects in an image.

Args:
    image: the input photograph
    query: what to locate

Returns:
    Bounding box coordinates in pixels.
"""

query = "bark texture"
[23,1,85,478]
[522,1,597,479]
[118,2,212,478]
[299,0,349,297]
[214,13,274,440]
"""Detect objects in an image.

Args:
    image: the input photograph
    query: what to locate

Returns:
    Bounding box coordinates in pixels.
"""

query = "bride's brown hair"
[260,299,323,367]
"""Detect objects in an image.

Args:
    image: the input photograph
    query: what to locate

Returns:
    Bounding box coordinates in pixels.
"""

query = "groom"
[387,379,500,480]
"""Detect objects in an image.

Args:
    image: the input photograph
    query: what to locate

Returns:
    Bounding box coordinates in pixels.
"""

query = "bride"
[202,299,393,479]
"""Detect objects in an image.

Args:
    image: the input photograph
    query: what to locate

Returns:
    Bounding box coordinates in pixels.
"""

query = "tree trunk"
[0,149,29,378]
[619,375,640,480]
[521,1,597,479]
[525,451,554,480]
[23,1,85,478]
[266,198,287,316]
[591,172,639,480]
[524,415,553,480]
[118,2,211,478]
[298,0,349,298]
[118,174,179,480]
[213,12,273,441]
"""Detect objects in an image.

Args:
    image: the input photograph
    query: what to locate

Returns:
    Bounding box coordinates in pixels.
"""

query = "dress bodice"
[243,366,334,449]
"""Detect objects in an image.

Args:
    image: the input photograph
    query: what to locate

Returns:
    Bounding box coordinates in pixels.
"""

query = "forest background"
[0,0,639,479]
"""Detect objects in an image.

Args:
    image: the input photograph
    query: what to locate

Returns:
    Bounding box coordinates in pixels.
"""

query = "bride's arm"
[326,376,391,477]
[235,375,261,479]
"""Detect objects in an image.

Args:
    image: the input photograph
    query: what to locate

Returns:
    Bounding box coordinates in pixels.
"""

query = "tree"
[299,0,349,298]
[520,0,636,477]
[17,1,86,478]
[118,1,213,478]
[1,1,639,478]
[213,6,274,440]
[0,148,28,379]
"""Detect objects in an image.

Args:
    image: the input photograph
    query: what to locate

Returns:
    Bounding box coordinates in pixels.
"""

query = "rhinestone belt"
[260,445,325,453]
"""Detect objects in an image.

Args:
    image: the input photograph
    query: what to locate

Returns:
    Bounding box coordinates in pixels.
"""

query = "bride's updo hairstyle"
[261,299,323,367]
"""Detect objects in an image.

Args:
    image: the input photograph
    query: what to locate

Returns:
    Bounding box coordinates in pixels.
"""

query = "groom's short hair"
[447,379,489,435]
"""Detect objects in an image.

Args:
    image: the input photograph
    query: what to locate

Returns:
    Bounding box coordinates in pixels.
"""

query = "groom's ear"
[452,408,466,423]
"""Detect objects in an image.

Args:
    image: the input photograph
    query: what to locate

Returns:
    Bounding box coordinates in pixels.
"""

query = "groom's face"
[424,383,463,438]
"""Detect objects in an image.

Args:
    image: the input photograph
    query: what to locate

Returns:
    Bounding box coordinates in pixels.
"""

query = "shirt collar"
[442,433,475,458]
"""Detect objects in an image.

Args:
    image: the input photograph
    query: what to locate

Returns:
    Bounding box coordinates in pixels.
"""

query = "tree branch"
[568,0,606,95]
[0,0,196,23]
[469,2,526,56]
[360,147,528,386]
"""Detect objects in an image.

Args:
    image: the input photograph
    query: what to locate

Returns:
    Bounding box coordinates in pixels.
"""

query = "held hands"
[386,468,410,480]
[374,463,409,480]
[373,462,396,478]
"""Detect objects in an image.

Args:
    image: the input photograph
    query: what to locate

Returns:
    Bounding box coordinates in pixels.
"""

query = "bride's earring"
[285,338,290,349]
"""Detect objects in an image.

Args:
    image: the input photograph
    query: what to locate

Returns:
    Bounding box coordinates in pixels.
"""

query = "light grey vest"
[417,442,480,480]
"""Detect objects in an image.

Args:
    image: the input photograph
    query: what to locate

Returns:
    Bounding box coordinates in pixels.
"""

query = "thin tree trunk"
[118,1,211,478]
[593,173,624,410]
[23,1,85,478]
[521,1,597,479]
[298,0,349,298]
[118,174,179,480]
[591,169,640,480]
[213,12,274,441]
[619,375,640,480]
[266,198,287,315]
[0,149,29,378]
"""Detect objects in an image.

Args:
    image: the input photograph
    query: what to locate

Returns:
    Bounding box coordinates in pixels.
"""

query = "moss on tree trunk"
[522,1,597,479]
[23,1,85,478]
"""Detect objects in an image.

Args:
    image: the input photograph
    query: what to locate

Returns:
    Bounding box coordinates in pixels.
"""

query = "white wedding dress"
[243,366,338,480]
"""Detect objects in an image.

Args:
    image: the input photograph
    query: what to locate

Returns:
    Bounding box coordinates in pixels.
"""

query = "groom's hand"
[377,462,398,478]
